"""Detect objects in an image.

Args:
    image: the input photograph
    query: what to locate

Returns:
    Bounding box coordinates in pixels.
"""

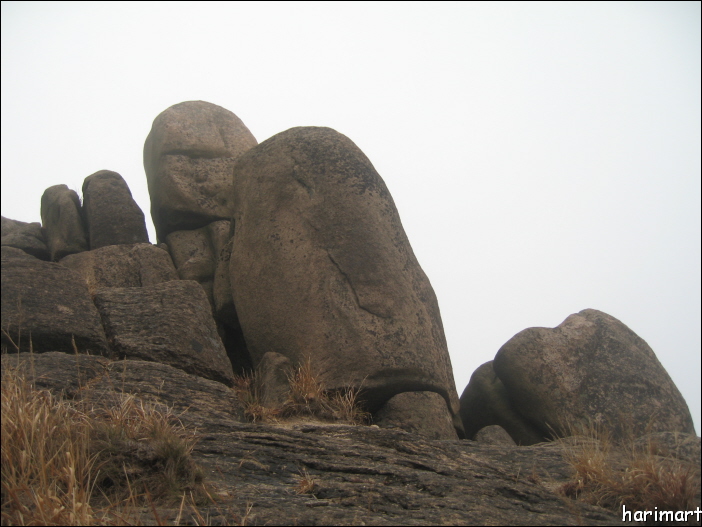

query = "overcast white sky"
[2,1,700,434]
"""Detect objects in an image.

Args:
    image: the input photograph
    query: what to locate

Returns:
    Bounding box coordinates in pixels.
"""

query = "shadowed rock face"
[40,184,88,261]
[92,280,235,386]
[143,101,258,243]
[1,216,49,260]
[460,361,545,445]
[82,170,149,249]
[229,126,461,434]
[1,247,109,356]
[493,309,696,439]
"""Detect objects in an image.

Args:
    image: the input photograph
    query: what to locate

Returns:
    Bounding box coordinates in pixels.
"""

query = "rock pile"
[1,100,464,439]
[2,101,699,523]
[1,101,696,444]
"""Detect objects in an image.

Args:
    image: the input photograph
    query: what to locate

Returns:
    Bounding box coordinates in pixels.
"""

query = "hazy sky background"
[2,2,700,433]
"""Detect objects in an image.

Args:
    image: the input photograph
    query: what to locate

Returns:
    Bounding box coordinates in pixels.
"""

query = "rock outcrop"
[93,280,235,386]
[229,126,462,436]
[40,184,88,260]
[460,361,546,445]
[5,102,697,469]
[165,220,230,307]
[1,216,49,260]
[59,243,178,289]
[82,170,149,249]
[461,309,696,445]
[1,246,109,355]
[143,101,258,242]
[1,351,640,526]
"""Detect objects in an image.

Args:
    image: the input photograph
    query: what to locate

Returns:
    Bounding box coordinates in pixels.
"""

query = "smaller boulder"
[82,170,149,249]
[257,351,294,408]
[144,101,258,242]
[1,216,49,260]
[474,425,517,446]
[373,391,459,440]
[460,361,545,445]
[40,184,88,260]
[493,309,696,440]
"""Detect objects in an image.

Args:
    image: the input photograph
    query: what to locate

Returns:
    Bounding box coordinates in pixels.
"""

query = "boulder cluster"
[1,101,696,445]
[1,101,462,439]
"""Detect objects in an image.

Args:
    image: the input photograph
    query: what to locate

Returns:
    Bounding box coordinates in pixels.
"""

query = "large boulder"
[81,170,149,249]
[59,243,178,290]
[460,361,545,445]
[40,184,88,260]
[92,280,235,386]
[229,126,461,435]
[1,216,50,260]
[1,246,109,355]
[143,101,258,242]
[493,309,696,440]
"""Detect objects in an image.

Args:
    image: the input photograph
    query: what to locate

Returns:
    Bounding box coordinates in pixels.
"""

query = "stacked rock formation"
[1,100,464,439]
[460,309,696,444]
[2,159,235,387]
[3,101,695,443]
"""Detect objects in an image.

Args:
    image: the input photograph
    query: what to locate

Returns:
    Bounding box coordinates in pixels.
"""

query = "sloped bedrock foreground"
[2,351,623,526]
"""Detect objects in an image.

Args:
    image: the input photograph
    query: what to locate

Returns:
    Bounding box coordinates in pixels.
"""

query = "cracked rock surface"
[1,351,628,525]
[229,126,461,435]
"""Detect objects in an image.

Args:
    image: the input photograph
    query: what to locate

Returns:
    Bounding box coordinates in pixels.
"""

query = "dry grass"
[231,372,281,424]
[232,357,370,425]
[0,357,215,525]
[559,419,699,514]
[294,468,317,495]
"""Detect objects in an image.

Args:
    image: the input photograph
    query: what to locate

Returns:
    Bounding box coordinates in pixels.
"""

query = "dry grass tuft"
[294,468,317,495]
[1,357,212,525]
[559,419,699,514]
[231,372,281,424]
[232,357,370,425]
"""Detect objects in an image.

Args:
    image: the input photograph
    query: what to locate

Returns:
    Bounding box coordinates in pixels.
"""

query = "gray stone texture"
[92,280,234,386]
[59,243,178,290]
[373,391,459,440]
[229,126,461,435]
[1,216,50,260]
[257,351,294,408]
[1,352,628,526]
[165,220,231,308]
[474,425,517,446]
[1,246,109,355]
[460,361,545,445]
[1,352,245,431]
[81,170,149,249]
[493,309,696,440]
[143,101,258,242]
[213,238,237,327]
[40,184,88,260]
